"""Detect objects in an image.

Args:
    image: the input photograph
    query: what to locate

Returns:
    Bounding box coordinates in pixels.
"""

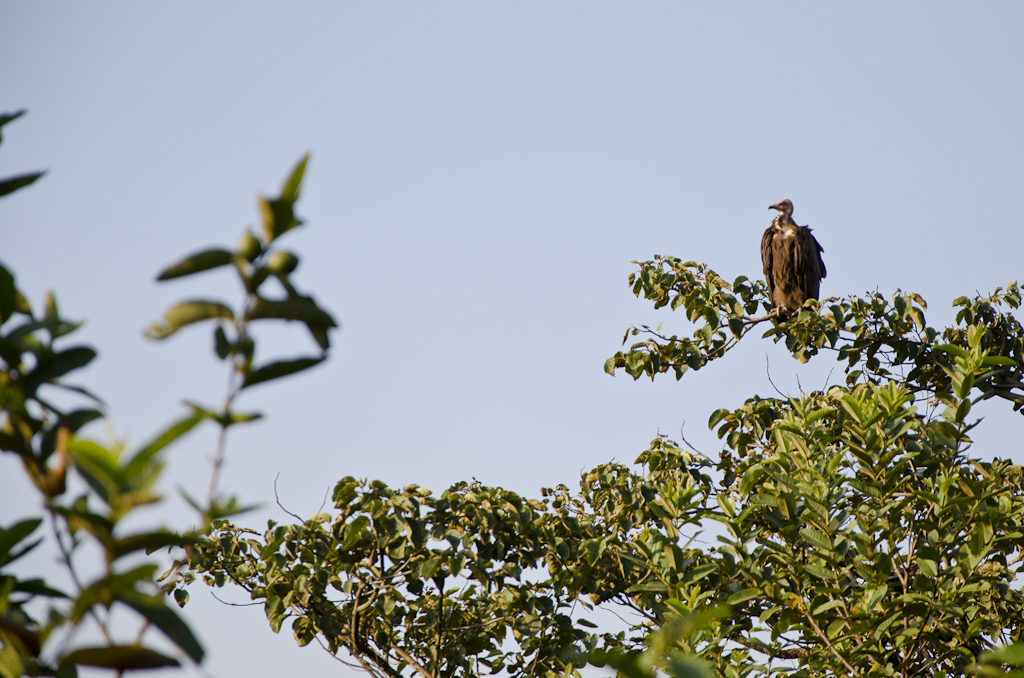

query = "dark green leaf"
[0,610,41,656]
[214,326,231,359]
[117,592,204,663]
[0,262,19,324]
[156,249,235,281]
[241,356,324,389]
[0,518,43,565]
[60,645,180,670]
[23,346,97,396]
[246,295,336,329]
[0,110,27,137]
[0,171,45,198]
[14,578,68,598]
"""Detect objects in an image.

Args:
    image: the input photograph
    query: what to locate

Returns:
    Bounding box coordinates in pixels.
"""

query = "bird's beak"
[769,203,780,212]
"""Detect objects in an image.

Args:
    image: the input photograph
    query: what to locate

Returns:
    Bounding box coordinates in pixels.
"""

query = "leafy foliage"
[0,111,336,676]
[191,256,1024,677]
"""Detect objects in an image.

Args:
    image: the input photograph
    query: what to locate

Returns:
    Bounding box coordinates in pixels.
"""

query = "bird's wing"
[814,233,826,280]
[760,227,775,297]
[796,226,825,301]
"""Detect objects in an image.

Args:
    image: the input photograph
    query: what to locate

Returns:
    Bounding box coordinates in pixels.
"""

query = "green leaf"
[280,154,309,202]
[247,295,336,329]
[812,599,845,615]
[259,196,302,242]
[23,346,97,396]
[804,563,833,580]
[125,411,207,478]
[0,610,41,657]
[214,326,231,359]
[145,300,234,339]
[0,171,46,198]
[241,356,324,389]
[14,578,68,598]
[982,355,1018,366]
[0,110,27,134]
[0,519,43,566]
[51,502,115,544]
[800,527,831,552]
[117,592,204,663]
[628,582,668,593]
[155,249,235,281]
[935,344,969,360]
[60,645,180,670]
[978,644,1024,667]
[859,584,888,613]
[0,262,17,325]
[726,587,762,605]
[682,564,717,585]
[109,531,197,561]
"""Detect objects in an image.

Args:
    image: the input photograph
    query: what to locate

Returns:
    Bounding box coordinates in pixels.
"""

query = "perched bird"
[760,199,826,319]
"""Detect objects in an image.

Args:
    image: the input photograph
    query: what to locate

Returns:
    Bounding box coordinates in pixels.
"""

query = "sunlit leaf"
[280,154,309,202]
[155,249,235,281]
[145,300,234,339]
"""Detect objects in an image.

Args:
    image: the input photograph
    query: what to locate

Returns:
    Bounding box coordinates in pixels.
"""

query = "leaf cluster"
[0,269,203,675]
[605,257,1024,417]
[1,113,336,676]
[146,154,337,392]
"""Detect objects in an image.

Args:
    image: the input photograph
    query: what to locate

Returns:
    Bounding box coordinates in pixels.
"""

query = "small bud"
[238,229,263,262]
[267,250,299,275]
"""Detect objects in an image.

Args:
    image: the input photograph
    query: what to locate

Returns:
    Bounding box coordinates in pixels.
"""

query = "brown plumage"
[761,199,826,319]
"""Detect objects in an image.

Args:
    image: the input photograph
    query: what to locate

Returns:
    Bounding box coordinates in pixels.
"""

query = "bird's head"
[769,199,794,217]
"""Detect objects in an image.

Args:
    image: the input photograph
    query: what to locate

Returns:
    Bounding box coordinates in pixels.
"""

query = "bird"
[760,199,826,320]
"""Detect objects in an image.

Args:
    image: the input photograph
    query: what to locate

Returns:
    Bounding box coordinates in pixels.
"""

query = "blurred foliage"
[190,253,1024,676]
[0,111,335,676]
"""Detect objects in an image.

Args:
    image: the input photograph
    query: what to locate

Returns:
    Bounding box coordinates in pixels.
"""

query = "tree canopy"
[185,262,1024,677]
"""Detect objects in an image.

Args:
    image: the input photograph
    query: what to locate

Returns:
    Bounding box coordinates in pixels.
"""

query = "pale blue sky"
[2,3,1022,676]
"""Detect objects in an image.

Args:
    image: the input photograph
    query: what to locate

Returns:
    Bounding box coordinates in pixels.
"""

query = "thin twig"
[273,474,305,523]
[765,355,787,398]
[48,512,112,644]
[210,592,261,607]
[678,421,712,461]
[799,606,856,674]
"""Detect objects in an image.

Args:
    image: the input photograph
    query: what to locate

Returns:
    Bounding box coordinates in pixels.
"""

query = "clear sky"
[2,3,1023,676]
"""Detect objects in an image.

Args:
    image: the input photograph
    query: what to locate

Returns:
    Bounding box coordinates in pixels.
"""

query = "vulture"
[760,199,826,319]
